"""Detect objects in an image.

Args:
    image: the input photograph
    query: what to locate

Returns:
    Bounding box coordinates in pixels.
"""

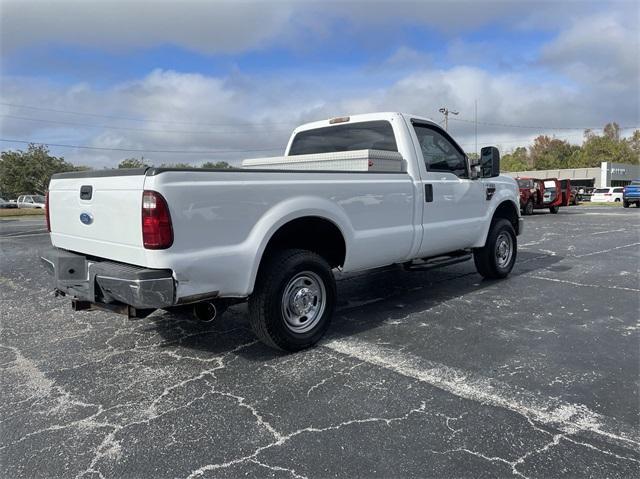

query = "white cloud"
[1,0,610,55]
[1,0,295,54]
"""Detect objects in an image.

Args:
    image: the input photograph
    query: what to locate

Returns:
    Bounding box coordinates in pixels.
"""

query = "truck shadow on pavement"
[149,250,563,360]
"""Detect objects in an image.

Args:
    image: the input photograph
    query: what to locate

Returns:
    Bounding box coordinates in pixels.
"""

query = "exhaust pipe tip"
[193,301,217,323]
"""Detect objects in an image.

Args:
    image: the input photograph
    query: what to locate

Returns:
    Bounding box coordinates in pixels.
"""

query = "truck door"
[410,121,486,257]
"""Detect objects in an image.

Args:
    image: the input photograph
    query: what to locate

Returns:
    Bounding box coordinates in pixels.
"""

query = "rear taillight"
[45,191,51,232]
[142,190,173,249]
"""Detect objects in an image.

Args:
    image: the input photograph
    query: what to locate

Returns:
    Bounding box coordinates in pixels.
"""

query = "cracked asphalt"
[1,206,639,478]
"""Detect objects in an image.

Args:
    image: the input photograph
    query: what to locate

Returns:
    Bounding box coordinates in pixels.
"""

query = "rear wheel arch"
[256,215,347,274]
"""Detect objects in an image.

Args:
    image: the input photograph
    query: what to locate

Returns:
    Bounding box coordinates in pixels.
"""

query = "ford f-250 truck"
[42,112,522,351]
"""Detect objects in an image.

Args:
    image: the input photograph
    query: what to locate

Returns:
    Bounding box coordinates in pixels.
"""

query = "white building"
[504,162,640,188]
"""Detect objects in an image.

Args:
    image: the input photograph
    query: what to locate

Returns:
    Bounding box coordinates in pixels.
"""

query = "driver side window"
[413,124,468,178]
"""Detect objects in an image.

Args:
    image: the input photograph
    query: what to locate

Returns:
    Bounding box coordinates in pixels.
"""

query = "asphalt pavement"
[1,207,639,478]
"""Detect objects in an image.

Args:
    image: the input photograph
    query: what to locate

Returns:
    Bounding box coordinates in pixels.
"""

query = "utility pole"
[438,107,458,131]
[474,99,478,157]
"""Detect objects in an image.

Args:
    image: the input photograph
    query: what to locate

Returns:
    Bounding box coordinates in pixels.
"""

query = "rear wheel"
[549,205,559,214]
[623,200,630,208]
[249,249,336,351]
[474,219,517,280]
[524,200,534,216]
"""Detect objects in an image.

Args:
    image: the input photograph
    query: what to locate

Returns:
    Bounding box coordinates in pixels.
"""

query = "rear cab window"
[288,120,398,155]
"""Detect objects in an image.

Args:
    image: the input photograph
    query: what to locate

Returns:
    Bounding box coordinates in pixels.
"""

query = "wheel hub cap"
[495,232,513,268]
[281,272,326,333]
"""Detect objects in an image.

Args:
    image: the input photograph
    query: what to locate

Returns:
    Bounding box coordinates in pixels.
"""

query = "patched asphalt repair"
[1,206,639,478]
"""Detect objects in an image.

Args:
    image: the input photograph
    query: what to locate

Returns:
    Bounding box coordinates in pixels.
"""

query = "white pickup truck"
[42,112,522,351]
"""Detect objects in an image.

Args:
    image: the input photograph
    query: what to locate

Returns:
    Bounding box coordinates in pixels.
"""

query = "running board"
[404,250,472,271]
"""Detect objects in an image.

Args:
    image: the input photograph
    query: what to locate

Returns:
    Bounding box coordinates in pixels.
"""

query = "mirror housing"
[468,156,481,179]
[480,146,500,178]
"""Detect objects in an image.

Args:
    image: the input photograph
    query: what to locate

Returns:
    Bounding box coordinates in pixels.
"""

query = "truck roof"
[292,112,439,134]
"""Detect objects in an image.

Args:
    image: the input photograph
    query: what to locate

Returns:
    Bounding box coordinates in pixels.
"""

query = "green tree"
[529,136,578,170]
[624,130,640,165]
[501,147,529,172]
[0,144,82,198]
[571,125,636,167]
[201,161,232,169]
[118,157,149,168]
[159,162,192,168]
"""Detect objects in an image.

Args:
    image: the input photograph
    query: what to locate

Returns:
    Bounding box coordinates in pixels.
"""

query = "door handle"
[424,184,433,202]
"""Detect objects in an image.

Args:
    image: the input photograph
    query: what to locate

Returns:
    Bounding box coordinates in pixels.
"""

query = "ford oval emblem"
[79,212,93,225]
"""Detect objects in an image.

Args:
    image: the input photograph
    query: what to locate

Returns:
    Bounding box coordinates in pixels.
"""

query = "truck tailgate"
[48,171,148,266]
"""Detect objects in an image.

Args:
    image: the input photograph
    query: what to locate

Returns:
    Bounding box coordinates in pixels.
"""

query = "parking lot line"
[324,337,640,451]
[525,275,640,293]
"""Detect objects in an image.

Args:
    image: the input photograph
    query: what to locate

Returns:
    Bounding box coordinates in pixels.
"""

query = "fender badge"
[80,212,93,225]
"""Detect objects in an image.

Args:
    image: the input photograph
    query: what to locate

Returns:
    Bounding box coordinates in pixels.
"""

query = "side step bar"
[404,250,472,271]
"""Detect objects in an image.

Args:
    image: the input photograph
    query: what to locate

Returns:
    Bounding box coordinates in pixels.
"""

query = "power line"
[449,116,639,131]
[0,102,299,127]
[0,138,283,155]
[1,114,295,134]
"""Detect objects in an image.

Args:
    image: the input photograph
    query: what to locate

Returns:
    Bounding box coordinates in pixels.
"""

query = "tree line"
[1,122,638,198]
[500,123,639,172]
[0,146,231,198]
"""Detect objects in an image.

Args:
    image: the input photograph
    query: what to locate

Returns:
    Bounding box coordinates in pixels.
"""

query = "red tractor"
[516,177,571,215]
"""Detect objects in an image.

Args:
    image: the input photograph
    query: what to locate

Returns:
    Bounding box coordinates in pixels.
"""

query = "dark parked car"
[0,197,19,209]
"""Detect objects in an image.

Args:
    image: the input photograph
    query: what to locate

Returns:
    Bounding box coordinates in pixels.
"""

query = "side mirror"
[480,146,500,178]
[468,156,480,179]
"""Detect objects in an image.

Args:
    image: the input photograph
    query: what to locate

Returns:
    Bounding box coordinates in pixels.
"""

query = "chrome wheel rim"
[495,232,513,269]
[281,271,326,333]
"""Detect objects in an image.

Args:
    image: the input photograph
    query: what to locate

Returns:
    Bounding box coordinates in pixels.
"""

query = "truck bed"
[48,167,416,299]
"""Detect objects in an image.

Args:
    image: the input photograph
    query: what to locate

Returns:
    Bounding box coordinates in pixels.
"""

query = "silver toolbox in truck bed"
[242,149,405,172]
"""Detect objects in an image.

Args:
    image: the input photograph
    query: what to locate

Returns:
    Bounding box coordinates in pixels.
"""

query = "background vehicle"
[42,112,522,351]
[517,177,570,214]
[560,180,578,205]
[623,180,640,207]
[591,187,624,203]
[0,197,18,209]
[17,194,46,208]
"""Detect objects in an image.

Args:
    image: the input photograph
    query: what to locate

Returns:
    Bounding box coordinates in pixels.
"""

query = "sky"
[1,0,639,168]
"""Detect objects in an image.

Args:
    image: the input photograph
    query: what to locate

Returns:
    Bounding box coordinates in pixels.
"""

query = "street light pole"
[438,107,458,131]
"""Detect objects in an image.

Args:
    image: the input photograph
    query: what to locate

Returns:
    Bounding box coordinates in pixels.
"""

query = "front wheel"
[549,205,559,214]
[474,219,517,280]
[249,249,336,351]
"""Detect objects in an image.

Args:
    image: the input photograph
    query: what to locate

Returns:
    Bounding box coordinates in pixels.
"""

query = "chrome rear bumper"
[41,248,175,311]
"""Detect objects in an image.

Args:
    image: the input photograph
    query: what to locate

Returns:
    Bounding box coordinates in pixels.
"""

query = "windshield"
[289,120,398,155]
[0,198,6,204]
[517,179,533,188]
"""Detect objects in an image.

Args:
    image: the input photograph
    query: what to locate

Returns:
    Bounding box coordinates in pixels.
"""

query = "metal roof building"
[503,161,640,188]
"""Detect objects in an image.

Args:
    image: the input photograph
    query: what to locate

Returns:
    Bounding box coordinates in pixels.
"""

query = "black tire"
[249,249,336,352]
[549,205,559,214]
[623,200,629,208]
[615,198,621,203]
[524,200,534,216]
[474,218,517,280]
